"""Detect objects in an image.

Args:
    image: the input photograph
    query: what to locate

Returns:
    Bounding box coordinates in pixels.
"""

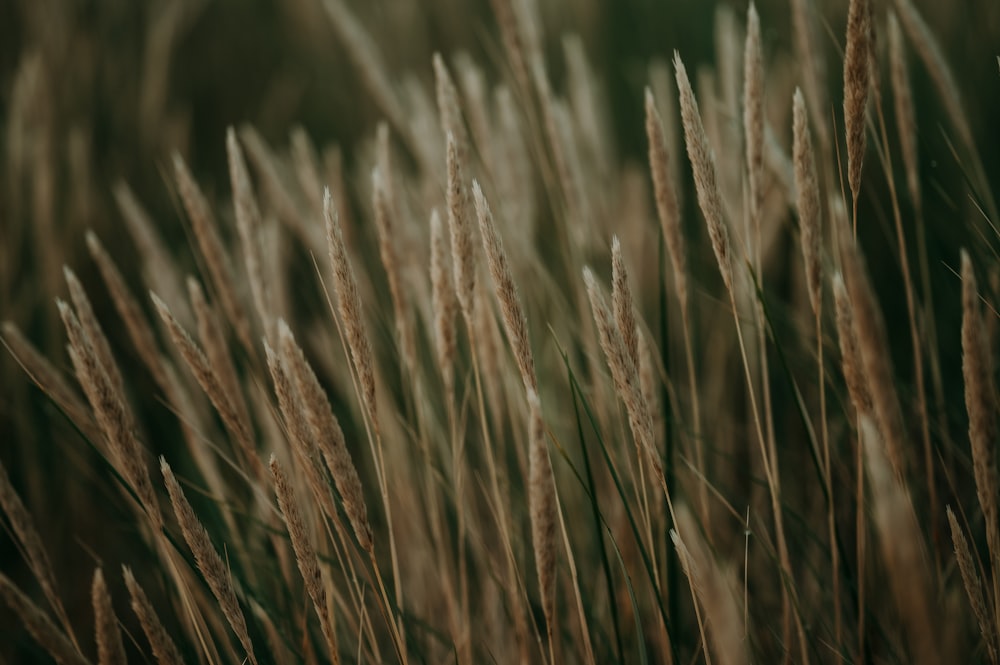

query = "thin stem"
[817,308,839,646]
[874,97,938,571]
[726,287,809,665]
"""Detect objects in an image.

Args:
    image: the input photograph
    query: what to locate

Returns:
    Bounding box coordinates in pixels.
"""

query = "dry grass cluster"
[2,0,999,663]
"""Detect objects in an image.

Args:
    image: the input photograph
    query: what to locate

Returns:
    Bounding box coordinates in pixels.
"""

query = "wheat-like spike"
[446,132,476,326]
[887,12,920,213]
[790,0,829,151]
[172,152,253,352]
[860,416,939,665]
[637,326,663,444]
[122,567,184,665]
[494,84,536,240]
[543,90,588,240]
[238,125,304,236]
[430,208,457,409]
[0,572,90,665]
[158,358,230,506]
[226,126,272,342]
[947,506,998,662]
[258,216,290,327]
[0,460,74,644]
[671,505,747,665]
[161,458,258,665]
[487,0,533,100]
[269,455,340,664]
[58,299,163,530]
[187,276,245,406]
[317,0,425,170]
[278,320,373,553]
[793,89,822,315]
[3,321,102,444]
[374,123,396,217]
[323,188,378,433]
[323,146,350,225]
[263,340,340,523]
[744,2,764,226]
[85,232,166,388]
[244,130,323,273]
[582,267,662,487]
[648,59,683,200]
[454,52,494,167]
[840,244,905,479]
[833,273,872,416]
[136,0,183,144]
[372,166,414,373]
[434,53,469,160]
[645,87,688,311]
[474,276,507,432]
[63,266,126,399]
[611,236,639,375]
[187,277,250,429]
[564,34,608,171]
[151,292,260,477]
[92,568,126,665]
[891,0,975,165]
[765,122,796,198]
[961,251,1000,584]
[112,181,188,327]
[674,51,733,294]
[844,0,871,214]
[713,5,742,127]
[289,126,325,217]
[472,180,537,393]
[527,389,558,654]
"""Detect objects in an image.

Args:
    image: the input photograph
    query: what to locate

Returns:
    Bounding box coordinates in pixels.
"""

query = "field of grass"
[2,0,999,662]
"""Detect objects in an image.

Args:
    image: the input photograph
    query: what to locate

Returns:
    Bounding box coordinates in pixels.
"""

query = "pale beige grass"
[161,458,258,665]
[270,455,341,664]
[278,320,373,554]
[91,568,126,665]
[527,389,558,663]
[961,250,1000,643]
[85,232,167,390]
[947,506,998,663]
[173,152,253,353]
[151,292,264,482]
[123,566,184,665]
[840,241,906,480]
[473,180,537,394]
[671,505,747,665]
[323,188,379,434]
[843,0,871,232]
[226,127,273,342]
[58,299,163,530]
[861,415,939,665]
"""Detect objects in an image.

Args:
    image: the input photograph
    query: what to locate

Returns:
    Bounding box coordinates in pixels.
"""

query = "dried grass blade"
[123,567,184,665]
[161,458,258,665]
[472,180,537,393]
[92,568,126,665]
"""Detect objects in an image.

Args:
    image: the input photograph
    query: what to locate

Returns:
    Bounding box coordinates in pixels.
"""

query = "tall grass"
[2,0,999,662]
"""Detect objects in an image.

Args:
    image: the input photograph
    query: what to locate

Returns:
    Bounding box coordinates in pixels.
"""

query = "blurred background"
[2,0,998,318]
[1,0,999,660]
